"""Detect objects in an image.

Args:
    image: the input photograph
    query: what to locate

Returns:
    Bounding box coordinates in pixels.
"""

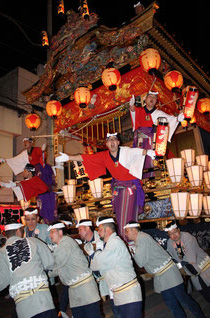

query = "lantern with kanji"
[25,113,41,131]
[164,70,183,91]
[182,86,199,119]
[46,100,62,118]
[80,0,90,19]
[197,98,210,114]
[102,67,121,91]
[139,48,161,74]
[74,86,91,108]
[155,117,169,158]
[41,31,49,47]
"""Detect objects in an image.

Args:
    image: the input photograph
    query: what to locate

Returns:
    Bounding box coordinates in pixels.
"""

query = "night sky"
[0,0,209,78]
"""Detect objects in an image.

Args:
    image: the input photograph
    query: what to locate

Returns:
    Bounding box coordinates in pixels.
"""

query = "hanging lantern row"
[74,86,91,108]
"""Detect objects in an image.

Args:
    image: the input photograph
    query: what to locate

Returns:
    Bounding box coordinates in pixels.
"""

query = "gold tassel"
[102,121,104,139]
[86,126,88,142]
[91,125,93,141]
[82,128,83,143]
[113,117,115,133]
[96,123,99,140]
[118,116,121,133]
[107,120,109,133]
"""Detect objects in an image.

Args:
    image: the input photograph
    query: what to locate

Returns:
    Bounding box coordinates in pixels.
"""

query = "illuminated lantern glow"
[41,31,49,47]
[102,68,121,91]
[80,0,90,19]
[190,115,196,124]
[196,155,208,172]
[84,145,94,154]
[63,179,77,204]
[203,196,210,215]
[197,98,210,113]
[188,193,203,217]
[182,86,199,119]
[204,171,210,189]
[139,48,161,74]
[74,87,91,108]
[74,206,89,222]
[155,117,169,158]
[186,165,203,187]
[166,158,184,185]
[164,70,183,91]
[88,178,104,199]
[181,120,188,128]
[25,113,41,131]
[180,149,195,167]
[170,192,190,219]
[57,0,65,15]
[46,100,62,118]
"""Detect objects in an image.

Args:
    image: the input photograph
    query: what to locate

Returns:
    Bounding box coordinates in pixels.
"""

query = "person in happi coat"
[124,221,204,318]
[129,91,184,177]
[0,137,46,176]
[77,219,121,318]
[55,133,155,239]
[0,220,57,318]
[0,163,49,202]
[47,222,102,318]
[165,220,210,302]
[85,217,142,318]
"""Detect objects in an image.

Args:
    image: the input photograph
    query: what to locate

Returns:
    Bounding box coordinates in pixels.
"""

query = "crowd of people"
[0,90,209,318]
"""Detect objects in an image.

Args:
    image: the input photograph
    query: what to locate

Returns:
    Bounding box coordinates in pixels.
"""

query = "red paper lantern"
[139,48,161,73]
[197,98,210,114]
[46,100,62,118]
[25,113,41,131]
[74,87,91,108]
[155,117,169,158]
[102,68,121,91]
[182,86,199,119]
[164,70,183,91]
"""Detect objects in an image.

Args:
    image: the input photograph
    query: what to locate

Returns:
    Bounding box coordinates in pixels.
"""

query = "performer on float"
[0,137,46,176]
[0,220,57,318]
[165,221,210,303]
[124,221,204,318]
[129,91,184,177]
[55,133,155,239]
[35,162,58,224]
[47,222,102,318]
[84,216,142,318]
[0,164,49,202]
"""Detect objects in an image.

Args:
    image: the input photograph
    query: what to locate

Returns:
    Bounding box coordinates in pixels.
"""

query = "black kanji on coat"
[6,238,31,272]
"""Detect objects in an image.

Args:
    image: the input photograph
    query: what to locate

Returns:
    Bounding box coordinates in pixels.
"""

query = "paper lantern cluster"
[166,149,210,219]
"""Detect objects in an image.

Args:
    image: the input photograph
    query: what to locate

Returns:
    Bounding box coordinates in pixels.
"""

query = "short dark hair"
[5,218,23,238]
[25,164,35,176]
[79,219,94,232]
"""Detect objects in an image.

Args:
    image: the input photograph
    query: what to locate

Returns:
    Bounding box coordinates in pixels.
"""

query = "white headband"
[23,137,33,142]
[106,133,118,139]
[164,223,177,232]
[24,209,38,216]
[123,223,140,229]
[96,217,115,227]
[76,220,93,228]
[5,223,24,231]
[134,2,141,8]
[61,220,72,226]
[148,91,158,96]
[47,223,65,231]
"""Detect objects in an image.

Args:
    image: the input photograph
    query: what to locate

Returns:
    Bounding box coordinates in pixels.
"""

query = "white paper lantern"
[74,206,89,222]
[63,179,77,203]
[204,171,210,189]
[88,178,104,199]
[196,155,208,172]
[180,149,195,167]
[166,158,184,185]
[188,193,203,217]
[170,192,190,218]
[203,196,210,215]
[186,165,203,187]
[208,161,210,171]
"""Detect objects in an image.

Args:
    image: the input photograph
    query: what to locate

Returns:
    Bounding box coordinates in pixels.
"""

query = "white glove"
[0,158,6,163]
[55,152,70,164]
[176,262,182,269]
[75,238,83,245]
[146,150,156,160]
[95,240,104,251]
[84,242,94,256]
[1,181,16,188]
[41,143,46,151]
[129,94,135,108]
[177,112,184,122]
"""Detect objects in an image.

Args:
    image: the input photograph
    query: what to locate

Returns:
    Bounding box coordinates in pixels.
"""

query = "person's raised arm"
[55,152,83,164]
